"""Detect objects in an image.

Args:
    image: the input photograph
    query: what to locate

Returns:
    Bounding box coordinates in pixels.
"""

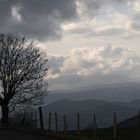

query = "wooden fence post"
[77,113,80,136]
[138,110,140,137]
[48,112,52,131]
[26,112,29,129]
[55,112,58,132]
[138,110,140,127]
[31,112,34,128]
[13,110,16,127]
[39,106,44,130]
[93,114,96,139]
[21,112,26,128]
[113,112,117,140]
[34,111,37,129]
[64,114,68,137]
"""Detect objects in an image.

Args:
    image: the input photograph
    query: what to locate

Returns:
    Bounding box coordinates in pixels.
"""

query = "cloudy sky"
[1,0,140,90]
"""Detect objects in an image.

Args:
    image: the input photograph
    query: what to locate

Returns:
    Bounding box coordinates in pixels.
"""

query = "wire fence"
[1,106,140,140]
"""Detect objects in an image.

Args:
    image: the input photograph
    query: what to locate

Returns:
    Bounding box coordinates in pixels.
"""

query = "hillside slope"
[43,99,139,130]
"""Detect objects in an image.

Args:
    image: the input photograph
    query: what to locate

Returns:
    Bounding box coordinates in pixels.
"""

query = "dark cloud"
[65,26,128,38]
[0,0,139,41]
[131,22,140,30]
[67,27,92,35]
[110,0,131,3]
[97,27,128,36]
[130,13,140,31]
[0,0,14,25]
[0,0,77,41]
[77,0,106,17]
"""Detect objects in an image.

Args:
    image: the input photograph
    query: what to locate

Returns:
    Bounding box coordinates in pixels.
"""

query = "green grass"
[68,127,140,140]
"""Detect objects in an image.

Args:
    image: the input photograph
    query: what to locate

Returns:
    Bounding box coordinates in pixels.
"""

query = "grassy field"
[67,127,140,140]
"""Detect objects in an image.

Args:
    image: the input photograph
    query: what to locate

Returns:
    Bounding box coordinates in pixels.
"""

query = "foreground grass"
[68,127,140,140]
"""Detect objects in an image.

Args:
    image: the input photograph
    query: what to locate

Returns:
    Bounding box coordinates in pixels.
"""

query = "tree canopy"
[0,34,48,125]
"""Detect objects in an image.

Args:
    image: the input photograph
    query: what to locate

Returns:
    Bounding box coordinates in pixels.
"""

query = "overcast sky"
[1,0,140,90]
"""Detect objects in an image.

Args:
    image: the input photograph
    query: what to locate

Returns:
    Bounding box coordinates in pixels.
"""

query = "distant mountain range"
[45,82,140,104]
[42,99,140,130]
[40,82,140,130]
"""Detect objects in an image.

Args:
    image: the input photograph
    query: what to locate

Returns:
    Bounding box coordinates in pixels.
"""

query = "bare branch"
[0,33,48,111]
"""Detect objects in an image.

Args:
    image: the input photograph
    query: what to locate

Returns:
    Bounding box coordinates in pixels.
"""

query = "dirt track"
[0,129,60,140]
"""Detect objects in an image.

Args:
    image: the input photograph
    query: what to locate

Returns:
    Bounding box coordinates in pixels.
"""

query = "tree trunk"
[1,104,9,127]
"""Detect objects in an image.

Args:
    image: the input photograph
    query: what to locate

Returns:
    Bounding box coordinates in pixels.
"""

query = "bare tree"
[0,34,48,126]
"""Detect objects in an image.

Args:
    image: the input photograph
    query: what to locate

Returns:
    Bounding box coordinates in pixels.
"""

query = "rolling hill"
[40,82,140,130]
[118,114,140,128]
[42,99,139,130]
[45,82,140,105]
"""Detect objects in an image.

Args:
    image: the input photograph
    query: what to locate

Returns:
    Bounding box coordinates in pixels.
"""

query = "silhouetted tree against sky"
[0,34,48,126]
